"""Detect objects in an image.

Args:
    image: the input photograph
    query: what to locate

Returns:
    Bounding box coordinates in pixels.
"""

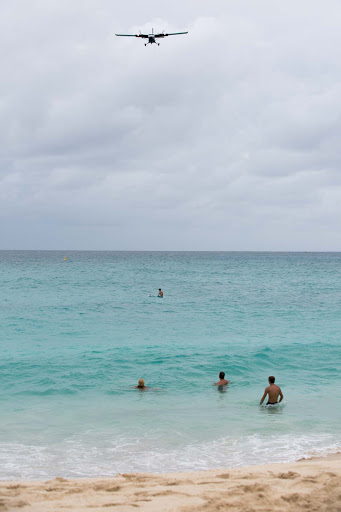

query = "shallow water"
[0,251,340,479]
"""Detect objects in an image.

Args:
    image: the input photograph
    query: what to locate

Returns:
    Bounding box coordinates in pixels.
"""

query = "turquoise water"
[0,251,340,480]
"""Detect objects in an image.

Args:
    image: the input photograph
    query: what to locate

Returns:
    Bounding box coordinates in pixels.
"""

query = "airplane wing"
[115,33,148,38]
[155,31,188,38]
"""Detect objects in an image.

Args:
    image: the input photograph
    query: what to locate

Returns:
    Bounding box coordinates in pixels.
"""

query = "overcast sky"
[1,0,340,250]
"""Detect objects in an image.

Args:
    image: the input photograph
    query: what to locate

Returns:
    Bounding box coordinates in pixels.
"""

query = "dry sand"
[1,454,340,511]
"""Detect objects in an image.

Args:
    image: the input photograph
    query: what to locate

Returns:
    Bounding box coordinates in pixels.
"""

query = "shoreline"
[1,453,340,511]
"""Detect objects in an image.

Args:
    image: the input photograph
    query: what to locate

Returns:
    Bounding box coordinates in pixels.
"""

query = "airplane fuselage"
[146,35,161,45]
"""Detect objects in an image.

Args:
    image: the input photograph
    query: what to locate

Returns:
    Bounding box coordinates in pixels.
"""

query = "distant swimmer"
[213,371,229,386]
[134,378,150,390]
[259,376,283,405]
[158,288,163,298]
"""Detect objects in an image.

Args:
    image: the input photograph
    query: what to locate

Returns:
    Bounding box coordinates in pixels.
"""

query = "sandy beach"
[1,454,340,511]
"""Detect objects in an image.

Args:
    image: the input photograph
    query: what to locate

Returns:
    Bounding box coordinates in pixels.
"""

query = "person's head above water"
[219,371,225,379]
[137,378,145,388]
[268,376,275,384]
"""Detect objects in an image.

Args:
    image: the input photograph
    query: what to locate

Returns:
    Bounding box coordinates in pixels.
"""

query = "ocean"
[0,251,340,480]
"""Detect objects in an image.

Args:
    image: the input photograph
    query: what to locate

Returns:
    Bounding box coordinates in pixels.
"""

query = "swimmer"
[213,371,229,386]
[259,376,283,405]
[132,379,164,391]
[158,288,163,298]
[133,378,150,389]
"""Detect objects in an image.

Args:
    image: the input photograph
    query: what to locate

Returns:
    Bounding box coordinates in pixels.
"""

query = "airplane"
[115,28,188,46]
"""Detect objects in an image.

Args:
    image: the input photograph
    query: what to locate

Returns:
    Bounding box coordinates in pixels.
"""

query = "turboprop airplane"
[115,28,188,46]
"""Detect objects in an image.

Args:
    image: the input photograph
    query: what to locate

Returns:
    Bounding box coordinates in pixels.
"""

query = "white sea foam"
[0,432,340,480]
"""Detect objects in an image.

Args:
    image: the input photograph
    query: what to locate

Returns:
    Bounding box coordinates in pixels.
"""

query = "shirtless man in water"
[260,376,283,405]
[213,371,229,386]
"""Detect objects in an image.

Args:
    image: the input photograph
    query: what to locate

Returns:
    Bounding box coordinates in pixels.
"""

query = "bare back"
[265,384,282,403]
[214,379,228,386]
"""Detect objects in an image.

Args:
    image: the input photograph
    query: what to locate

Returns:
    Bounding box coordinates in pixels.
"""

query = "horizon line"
[1,249,341,253]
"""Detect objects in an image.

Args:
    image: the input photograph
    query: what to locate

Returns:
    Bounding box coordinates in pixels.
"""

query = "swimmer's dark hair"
[219,371,225,379]
[269,376,275,383]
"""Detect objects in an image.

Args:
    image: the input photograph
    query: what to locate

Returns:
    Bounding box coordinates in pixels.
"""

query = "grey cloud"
[1,0,341,249]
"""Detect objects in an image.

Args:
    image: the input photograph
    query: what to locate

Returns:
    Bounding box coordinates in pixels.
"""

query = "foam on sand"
[0,454,340,511]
